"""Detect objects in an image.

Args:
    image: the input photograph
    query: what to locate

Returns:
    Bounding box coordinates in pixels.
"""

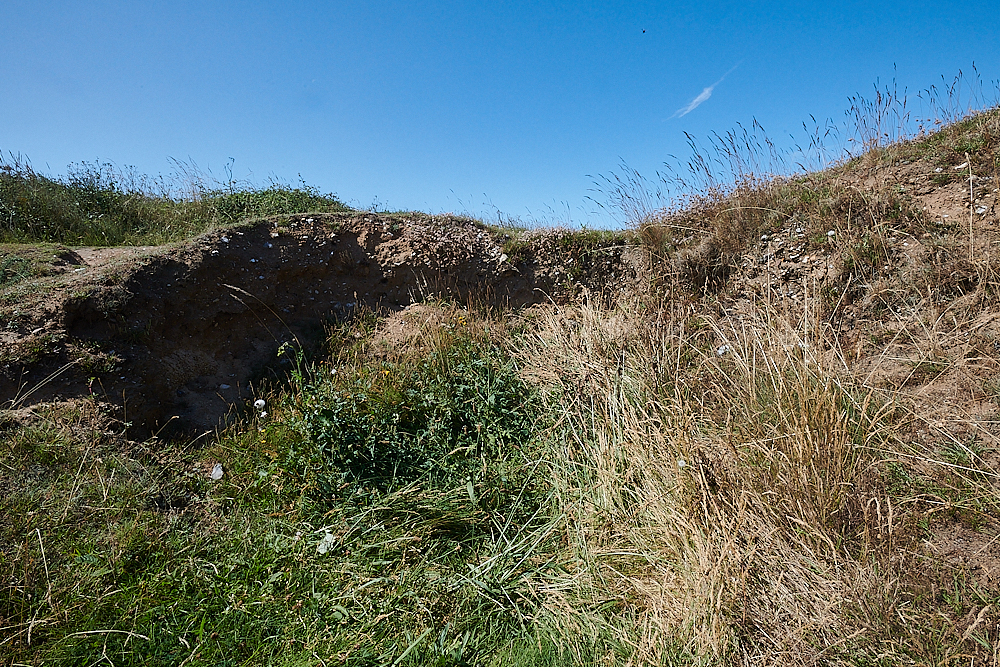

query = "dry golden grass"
[513,291,999,665]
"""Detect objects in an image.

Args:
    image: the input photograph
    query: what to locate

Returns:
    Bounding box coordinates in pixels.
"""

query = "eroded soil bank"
[1,212,643,435]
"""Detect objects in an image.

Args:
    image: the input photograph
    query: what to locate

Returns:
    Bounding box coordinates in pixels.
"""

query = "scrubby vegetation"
[0,155,351,246]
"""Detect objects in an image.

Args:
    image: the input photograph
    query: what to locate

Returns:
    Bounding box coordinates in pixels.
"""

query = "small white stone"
[717,345,730,356]
[254,399,266,410]
[954,162,969,170]
[827,230,836,237]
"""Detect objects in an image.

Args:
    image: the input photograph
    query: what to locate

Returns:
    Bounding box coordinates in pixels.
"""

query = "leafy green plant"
[289,335,538,507]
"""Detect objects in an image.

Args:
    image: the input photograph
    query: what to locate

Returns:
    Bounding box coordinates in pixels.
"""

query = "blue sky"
[3,1,998,226]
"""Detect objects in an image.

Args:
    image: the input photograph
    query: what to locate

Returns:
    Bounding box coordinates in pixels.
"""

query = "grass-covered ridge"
[0,155,351,246]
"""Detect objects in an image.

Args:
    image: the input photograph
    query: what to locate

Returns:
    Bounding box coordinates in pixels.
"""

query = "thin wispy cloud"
[671,62,742,118]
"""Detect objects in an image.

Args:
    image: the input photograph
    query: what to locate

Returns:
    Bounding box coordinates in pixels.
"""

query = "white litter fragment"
[976,206,988,215]
[211,463,223,480]
[955,162,969,170]
[317,531,336,554]
[716,345,730,356]
[827,230,836,237]
[221,236,230,243]
[935,168,943,173]
[254,399,266,410]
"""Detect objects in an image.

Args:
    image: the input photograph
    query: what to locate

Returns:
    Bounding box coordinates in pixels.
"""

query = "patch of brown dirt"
[0,213,644,435]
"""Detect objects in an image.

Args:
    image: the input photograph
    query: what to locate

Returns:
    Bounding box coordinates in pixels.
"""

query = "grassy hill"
[2,103,1000,665]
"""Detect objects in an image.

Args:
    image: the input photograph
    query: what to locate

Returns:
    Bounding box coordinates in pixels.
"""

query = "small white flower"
[259,411,267,418]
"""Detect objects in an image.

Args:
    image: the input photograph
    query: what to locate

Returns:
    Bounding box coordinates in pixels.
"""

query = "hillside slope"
[3,109,1000,666]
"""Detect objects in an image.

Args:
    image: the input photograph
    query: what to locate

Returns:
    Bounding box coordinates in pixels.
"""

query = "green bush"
[289,335,538,507]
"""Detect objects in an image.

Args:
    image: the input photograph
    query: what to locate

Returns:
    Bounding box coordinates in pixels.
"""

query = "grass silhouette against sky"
[3,0,997,224]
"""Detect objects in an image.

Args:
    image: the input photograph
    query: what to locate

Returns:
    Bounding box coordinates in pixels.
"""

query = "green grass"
[1,317,608,666]
[0,156,352,246]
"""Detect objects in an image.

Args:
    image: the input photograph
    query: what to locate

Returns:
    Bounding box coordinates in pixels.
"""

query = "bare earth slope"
[0,212,642,434]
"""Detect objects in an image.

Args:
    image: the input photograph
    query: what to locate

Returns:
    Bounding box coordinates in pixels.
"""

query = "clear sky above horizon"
[3,1,998,227]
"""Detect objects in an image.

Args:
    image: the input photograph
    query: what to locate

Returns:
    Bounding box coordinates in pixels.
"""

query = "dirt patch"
[0,213,644,435]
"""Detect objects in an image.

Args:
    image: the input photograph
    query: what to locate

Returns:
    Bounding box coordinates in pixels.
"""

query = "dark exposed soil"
[0,212,644,435]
